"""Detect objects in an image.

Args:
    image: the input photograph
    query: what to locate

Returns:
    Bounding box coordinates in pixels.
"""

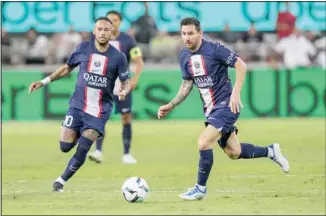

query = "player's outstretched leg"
[88,135,104,163]
[53,129,98,192]
[219,126,290,173]
[121,113,136,164]
[179,125,220,201]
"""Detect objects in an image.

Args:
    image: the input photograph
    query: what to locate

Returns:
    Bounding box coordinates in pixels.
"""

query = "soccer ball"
[121,177,149,203]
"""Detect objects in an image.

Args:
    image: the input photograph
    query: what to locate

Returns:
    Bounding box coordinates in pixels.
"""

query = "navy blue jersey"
[66,40,129,119]
[109,32,138,64]
[180,40,239,117]
[110,32,141,95]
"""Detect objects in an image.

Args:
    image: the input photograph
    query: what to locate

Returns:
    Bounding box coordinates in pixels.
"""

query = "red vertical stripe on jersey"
[200,56,216,106]
[83,55,93,112]
[98,90,103,118]
[87,54,93,72]
[102,57,108,75]
[188,59,194,76]
[83,87,88,112]
[97,57,108,117]
[200,56,208,75]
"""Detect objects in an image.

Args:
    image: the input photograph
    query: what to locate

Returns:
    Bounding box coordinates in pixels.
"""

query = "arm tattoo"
[120,79,131,94]
[170,80,193,108]
[49,65,72,83]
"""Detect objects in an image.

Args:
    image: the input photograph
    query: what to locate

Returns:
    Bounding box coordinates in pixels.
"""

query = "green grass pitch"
[2,118,325,215]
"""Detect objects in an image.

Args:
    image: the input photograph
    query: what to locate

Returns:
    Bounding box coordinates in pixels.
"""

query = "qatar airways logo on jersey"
[194,75,214,88]
[84,73,108,88]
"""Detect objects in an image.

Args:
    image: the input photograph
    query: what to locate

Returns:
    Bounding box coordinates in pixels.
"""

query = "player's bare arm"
[119,79,131,101]
[28,64,74,94]
[130,46,144,90]
[157,79,193,119]
[229,57,247,114]
[170,79,193,108]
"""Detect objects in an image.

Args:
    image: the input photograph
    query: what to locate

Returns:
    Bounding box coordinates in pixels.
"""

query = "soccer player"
[28,17,130,192]
[157,17,290,201]
[88,11,144,164]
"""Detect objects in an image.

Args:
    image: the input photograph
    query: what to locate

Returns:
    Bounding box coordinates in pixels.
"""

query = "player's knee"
[82,129,100,141]
[198,137,213,150]
[224,147,240,160]
[121,113,132,125]
[60,141,76,153]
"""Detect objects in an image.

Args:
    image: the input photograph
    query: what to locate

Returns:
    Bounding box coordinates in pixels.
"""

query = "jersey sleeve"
[66,43,82,68]
[118,53,130,81]
[129,36,142,59]
[180,52,192,80]
[213,43,239,68]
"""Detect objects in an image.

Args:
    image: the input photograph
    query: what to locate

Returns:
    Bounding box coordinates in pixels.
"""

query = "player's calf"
[187,124,220,198]
[220,129,290,173]
[54,129,99,191]
[224,146,241,160]
[221,131,241,159]
[121,113,136,164]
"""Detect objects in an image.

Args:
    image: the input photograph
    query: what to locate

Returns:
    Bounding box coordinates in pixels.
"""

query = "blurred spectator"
[217,22,239,46]
[314,36,326,69]
[242,22,263,44]
[241,22,264,61]
[80,31,91,41]
[203,33,217,43]
[128,2,158,60]
[56,26,82,63]
[275,28,316,69]
[11,28,49,64]
[150,31,182,63]
[276,2,296,41]
[1,28,11,64]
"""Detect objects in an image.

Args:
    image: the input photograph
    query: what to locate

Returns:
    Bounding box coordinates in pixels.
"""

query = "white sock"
[55,176,66,185]
[196,184,206,192]
[267,147,274,158]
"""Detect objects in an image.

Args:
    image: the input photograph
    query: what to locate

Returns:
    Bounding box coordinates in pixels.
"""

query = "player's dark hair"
[95,16,113,25]
[106,10,123,21]
[180,17,201,32]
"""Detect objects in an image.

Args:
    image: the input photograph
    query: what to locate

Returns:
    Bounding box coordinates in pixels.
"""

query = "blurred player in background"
[28,17,130,192]
[157,17,290,200]
[88,11,144,164]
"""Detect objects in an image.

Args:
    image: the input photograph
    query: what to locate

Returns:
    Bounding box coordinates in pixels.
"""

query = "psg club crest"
[194,61,200,69]
[194,61,201,74]
[94,61,101,67]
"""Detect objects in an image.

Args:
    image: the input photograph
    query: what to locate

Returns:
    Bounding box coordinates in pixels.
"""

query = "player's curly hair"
[106,10,123,21]
[180,17,201,32]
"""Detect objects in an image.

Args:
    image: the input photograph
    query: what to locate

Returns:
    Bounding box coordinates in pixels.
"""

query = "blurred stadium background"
[2,1,325,215]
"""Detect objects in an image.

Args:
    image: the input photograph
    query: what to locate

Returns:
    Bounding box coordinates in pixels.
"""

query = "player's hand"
[118,89,127,101]
[157,103,173,119]
[28,81,43,94]
[229,91,243,114]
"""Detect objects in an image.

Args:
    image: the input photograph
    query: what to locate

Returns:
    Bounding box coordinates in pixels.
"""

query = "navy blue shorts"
[205,106,240,148]
[205,106,239,133]
[113,92,132,114]
[62,108,107,137]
